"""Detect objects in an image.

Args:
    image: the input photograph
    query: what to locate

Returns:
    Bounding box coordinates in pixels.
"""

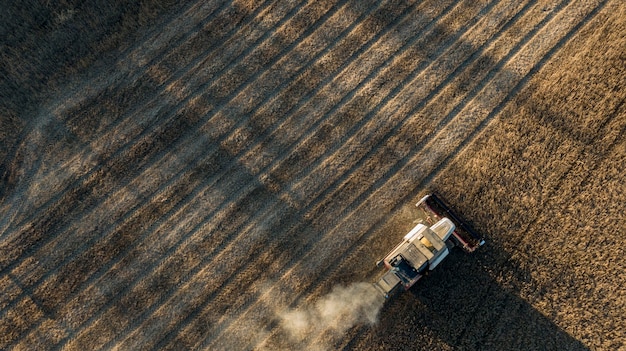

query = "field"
[1,0,625,350]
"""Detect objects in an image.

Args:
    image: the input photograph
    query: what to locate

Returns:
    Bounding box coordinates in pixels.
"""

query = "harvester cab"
[374,194,485,298]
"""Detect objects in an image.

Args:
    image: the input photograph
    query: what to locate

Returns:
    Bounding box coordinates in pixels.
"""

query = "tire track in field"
[0,0,273,269]
[3,0,338,319]
[0,0,266,242]
[0,0,233,232]
[2,0,290,241]
[0,0,258,246]
[3,0,342,346]
[0,115,83,238]
[2,144,238,348]
[0,0,213,205]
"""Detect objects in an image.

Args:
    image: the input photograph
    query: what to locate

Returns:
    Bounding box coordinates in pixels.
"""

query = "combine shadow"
[362,241,590,350]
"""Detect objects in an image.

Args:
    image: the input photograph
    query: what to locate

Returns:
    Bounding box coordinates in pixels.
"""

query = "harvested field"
[1,0,625,350]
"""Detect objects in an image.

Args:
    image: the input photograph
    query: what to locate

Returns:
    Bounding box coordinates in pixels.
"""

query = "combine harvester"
[374,193,485,298]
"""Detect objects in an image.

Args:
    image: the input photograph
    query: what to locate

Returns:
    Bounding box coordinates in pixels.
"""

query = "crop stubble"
[1,0,624,350]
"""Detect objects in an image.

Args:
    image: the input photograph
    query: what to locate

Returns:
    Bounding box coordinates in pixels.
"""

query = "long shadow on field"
[418,247,586,350]
[346,239,590,350]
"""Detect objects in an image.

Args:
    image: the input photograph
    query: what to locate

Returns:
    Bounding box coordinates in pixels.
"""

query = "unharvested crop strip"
[408,0,611,344]
[500,98,626,333]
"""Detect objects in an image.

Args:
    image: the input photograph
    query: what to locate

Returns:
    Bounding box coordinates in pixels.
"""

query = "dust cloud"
[277,282,385,350]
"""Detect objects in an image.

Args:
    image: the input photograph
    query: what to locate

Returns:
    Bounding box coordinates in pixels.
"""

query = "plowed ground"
[1,0,624,349]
